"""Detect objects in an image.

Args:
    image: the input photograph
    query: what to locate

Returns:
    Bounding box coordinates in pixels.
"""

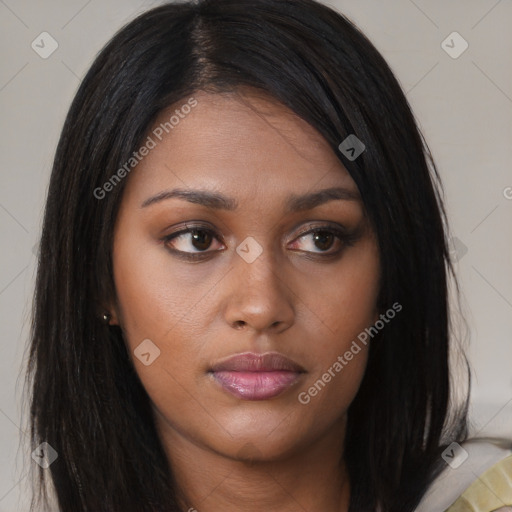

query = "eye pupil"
[191,230,212,251]
[313,231,334,251]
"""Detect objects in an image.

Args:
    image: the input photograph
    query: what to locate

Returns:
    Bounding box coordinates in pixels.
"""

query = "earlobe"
[103,309,120,326]
[101,312,112,324]
[97,301,120,326]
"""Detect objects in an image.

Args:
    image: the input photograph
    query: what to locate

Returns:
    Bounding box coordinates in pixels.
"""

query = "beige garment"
[445,455,512,512]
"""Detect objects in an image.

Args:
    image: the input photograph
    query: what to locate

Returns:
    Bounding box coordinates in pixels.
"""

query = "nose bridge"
[236,238,279,291]
[224,236,295,332]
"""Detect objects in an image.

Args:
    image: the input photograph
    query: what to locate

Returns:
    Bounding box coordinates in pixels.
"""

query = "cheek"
[293,238,379,407]
[301,236,380,347]
[111,235,204,395]
[300,344,370,413]
[111,232,211,344]
[111,239,210,436]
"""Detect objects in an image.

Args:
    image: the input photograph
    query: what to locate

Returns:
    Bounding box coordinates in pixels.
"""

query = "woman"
[24,0,512,510]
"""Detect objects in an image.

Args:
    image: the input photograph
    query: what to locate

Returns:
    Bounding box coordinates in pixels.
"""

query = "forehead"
[122,88,357,205]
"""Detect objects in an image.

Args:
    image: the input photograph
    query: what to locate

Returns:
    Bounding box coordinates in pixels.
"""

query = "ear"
[97,299,120,326]
[106,302,120,325]
[107,307,120,326]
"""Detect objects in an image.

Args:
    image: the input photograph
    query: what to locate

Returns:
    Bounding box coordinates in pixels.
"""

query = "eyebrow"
[140,186,360,212]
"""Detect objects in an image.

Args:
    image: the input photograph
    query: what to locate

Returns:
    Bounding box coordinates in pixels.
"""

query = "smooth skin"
[109,87,381,512]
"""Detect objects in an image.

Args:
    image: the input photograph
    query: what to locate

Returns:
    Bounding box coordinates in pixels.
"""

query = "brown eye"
[312,231,336,251]
[163,227,223,256]
[189,229,213,251]
[290,226,353,255]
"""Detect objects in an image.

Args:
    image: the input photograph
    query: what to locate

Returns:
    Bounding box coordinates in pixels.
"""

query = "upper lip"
[210,352,306,373]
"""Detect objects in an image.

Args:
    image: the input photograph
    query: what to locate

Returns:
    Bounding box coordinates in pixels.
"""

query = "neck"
[157,414,350,512]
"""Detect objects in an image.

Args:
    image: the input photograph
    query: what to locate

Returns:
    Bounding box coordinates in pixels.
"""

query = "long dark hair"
[23,0,470,510]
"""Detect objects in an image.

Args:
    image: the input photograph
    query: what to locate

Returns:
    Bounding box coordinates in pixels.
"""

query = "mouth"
[208,352,306,400]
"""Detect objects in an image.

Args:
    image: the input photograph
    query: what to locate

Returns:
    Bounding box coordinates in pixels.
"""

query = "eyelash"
[161,223,359,262]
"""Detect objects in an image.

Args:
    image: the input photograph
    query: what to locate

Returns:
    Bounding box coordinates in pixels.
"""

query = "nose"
[222,243,295,334]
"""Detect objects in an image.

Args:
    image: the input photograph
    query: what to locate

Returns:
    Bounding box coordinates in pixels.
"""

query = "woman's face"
[110,89,380,462]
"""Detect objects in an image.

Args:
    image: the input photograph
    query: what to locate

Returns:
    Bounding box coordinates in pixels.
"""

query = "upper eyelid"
[293,223,349,237]
[165,222,347,238]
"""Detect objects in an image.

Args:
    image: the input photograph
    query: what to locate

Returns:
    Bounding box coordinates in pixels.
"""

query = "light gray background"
[1,0,511,510]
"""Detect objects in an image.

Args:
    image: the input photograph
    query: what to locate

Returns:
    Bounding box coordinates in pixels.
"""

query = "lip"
[209,352,306,400]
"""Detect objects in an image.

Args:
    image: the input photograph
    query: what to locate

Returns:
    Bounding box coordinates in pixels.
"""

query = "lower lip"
[211,371,303,400]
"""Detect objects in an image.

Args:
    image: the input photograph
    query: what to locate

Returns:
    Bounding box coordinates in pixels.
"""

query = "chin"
[208,425,308,463]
